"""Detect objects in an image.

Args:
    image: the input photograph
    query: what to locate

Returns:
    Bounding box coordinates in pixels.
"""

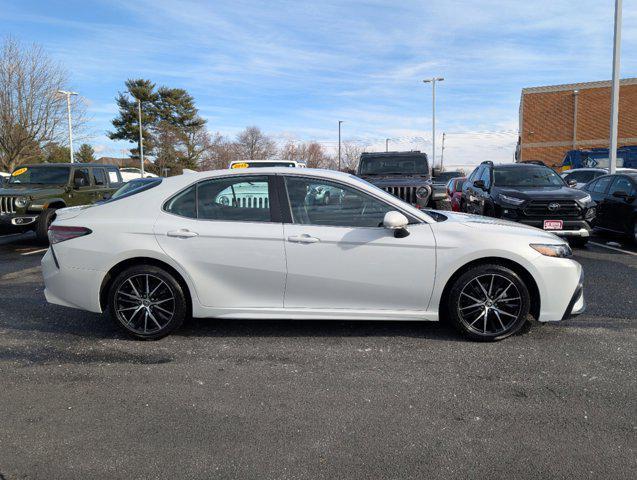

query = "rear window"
[106,178,162,202]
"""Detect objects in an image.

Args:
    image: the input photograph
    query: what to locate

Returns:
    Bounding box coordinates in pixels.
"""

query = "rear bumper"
[41,248,104,313]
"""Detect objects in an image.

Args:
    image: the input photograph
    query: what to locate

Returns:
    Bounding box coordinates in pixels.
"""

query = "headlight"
[498,194,525,206]
[577,194,593,205]
[14,196,29,208]
[416,186,429,199]
[530,243,573,258]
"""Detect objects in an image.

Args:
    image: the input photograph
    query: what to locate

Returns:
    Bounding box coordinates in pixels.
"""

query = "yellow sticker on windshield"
[12,167,27,176]
[231,162,249,169]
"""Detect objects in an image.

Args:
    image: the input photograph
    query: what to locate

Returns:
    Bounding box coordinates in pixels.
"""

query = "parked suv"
[461,162,596,246]
[0,163,123,243]
[356,151,434,208]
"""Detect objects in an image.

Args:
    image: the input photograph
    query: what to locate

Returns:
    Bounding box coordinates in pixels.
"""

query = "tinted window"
[285,176,392,227]
[73,168,90,187]
[92,168,106,186]
[109,179,162,201]
[8,166,70,184]
[609,176,636,196]
[358,155,428,175]
[591,176,612,194]
[493,166,563,187]
[164,185,197,218]
[197,176,271,222]
[479,166,491,187]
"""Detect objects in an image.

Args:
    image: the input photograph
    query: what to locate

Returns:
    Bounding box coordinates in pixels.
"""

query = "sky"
[1,0,636,167]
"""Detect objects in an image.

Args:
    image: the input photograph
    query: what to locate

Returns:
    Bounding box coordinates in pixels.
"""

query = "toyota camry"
[41,168,585,341]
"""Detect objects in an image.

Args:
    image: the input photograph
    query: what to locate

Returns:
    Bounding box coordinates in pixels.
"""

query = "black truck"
[356,151,437,209]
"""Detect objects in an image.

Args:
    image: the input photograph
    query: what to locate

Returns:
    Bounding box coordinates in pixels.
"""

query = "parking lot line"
[589,241,637,257]
[20,248,48,256]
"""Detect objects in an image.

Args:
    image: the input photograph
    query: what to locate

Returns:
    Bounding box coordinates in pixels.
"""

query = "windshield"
[494,167,565,187]
[8,166,70,185]
[231,161,297,168]
[433,171,462,183]
[107,178,162,201]
[358,155,428,175]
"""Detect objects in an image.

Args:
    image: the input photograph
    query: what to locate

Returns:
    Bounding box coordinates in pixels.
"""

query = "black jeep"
[356,151,435,209]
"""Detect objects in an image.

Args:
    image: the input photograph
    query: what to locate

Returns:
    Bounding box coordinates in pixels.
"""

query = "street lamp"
[609,0,622,174]
[338,120,344,171]
[137,98,145,177]
[385,138,389,152]
[57,90,78,163]
[423,77,444,170]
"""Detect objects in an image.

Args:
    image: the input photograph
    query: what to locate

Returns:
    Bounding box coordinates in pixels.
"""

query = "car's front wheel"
[108,265,187,340]
[447,264,531,341]
[35,208,57,244]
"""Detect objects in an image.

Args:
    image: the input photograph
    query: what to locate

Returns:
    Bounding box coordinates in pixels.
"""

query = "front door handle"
[167,229,199,239]
[287,234,320,244]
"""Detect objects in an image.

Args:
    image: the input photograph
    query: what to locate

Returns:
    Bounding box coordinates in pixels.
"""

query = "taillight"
[48,225,92,244]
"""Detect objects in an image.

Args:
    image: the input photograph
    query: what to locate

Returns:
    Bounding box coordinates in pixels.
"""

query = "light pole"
[338,120,344,171]
[609,0,622,174]
[423,77,444,170]
[385,138,389,152]
[137,98,145,177]
[57,90,78,163]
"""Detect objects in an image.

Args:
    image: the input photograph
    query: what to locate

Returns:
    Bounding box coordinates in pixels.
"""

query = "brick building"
[516,78,637,167]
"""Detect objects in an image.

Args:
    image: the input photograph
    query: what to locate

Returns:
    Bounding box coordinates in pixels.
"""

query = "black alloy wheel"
[448,265,531,341]
[108,265,187,339]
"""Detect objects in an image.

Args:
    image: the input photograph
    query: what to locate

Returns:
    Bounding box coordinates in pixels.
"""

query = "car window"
[470,166,483,184]
[590,176,612,194]
[285,176,393,228]
[164,184,197,218]
[609,176,636,196]
[479,166,491,187]
[92,168,107,186]
[106,167,123,185]
[197,176,271,222]
[73,168,90,187]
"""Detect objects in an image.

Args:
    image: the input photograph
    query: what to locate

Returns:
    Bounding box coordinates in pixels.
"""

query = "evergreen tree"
[76,143,95,163]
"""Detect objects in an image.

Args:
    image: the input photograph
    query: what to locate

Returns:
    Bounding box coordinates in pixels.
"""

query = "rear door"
[154,175,287,309]
[585,176,614,229]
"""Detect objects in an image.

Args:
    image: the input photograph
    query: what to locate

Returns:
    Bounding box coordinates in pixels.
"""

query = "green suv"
[0,163,123,243]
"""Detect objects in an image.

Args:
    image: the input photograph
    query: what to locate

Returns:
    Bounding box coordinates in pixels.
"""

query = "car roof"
[493,163,549,170]
[17,163,118,168]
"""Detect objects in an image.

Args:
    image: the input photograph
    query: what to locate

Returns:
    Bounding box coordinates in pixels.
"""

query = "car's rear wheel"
[108,265,187,340]
[35,208,57,244]
[447,265,531,341]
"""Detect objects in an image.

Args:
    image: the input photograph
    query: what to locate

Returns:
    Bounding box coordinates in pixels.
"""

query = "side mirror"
[568,179,578,188]
[383,211,410,238]
[473,179,486,190]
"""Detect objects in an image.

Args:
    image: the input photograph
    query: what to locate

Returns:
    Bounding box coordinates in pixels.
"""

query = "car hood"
[359,175,430,187]
[440,211,564,241]
[0,184,66,197]
[493,186,588,201]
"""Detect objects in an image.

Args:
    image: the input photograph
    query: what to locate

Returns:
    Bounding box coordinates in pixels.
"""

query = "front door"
[280,175,436,311]
[154,175,286,309]
[606,176,636,233]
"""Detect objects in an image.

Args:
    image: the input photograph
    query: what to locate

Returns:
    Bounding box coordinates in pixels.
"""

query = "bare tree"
[0,37,86,172]
[235,126,277,160]
[341,141,364,172]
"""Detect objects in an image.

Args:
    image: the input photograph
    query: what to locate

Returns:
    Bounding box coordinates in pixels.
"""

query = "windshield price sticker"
[12,167,27,176]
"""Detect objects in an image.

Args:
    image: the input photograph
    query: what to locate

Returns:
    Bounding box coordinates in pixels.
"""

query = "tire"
[569,237,589,248]
[35,208,57,245]
[108,265,187,340]
[447,264,531,342]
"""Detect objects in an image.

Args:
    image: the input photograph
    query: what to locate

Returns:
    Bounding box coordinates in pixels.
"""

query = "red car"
[446,177,466,212]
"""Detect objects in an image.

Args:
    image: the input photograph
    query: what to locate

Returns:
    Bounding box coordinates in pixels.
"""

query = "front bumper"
[500,217,592,237]
[562,269,585,319]
[0,214,37,233]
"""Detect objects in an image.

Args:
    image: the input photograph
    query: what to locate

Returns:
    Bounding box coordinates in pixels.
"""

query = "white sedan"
[41,168,585,341]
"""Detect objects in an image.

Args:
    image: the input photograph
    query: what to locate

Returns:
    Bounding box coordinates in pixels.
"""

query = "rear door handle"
[287,234,320,244]
[167,229,199,239]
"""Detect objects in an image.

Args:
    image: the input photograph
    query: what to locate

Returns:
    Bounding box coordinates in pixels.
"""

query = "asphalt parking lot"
[0,232,635,480]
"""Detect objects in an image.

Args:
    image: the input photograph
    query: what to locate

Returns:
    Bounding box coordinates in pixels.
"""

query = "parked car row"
[450,161,636,245]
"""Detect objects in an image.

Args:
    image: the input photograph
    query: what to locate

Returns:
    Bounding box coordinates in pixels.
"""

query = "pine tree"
[76,144,95,163]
